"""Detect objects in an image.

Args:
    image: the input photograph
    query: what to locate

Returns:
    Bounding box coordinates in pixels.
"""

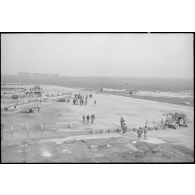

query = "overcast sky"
[1,33,193,78]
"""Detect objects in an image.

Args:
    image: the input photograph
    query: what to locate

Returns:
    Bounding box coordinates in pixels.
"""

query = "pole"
[26,124,29,137]
[41,123,43,136]
[11,124,13,138]
[56,123,58,131]
[1,124,3,141]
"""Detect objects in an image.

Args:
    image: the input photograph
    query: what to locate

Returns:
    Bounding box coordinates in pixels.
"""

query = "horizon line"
[1,73,193,79]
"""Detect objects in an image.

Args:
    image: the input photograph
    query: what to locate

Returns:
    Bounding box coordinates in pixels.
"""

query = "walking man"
[83,115,85,124]
[86,115,90,124]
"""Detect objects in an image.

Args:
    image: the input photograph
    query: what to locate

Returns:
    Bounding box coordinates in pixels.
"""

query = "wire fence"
[1,121,82,140]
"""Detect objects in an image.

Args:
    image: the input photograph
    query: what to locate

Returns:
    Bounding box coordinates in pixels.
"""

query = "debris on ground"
[89,145,98,151]
[80,139,87,143]
[107,144,110,148]
[94,153,104,158]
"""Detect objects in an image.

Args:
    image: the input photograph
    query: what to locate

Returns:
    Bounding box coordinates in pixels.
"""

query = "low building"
[27,85,42,97]
[34,85,42,96]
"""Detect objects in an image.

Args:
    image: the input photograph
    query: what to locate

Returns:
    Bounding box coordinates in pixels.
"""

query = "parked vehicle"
[21,105,40,113]
[11,94,19,99]
[164,112,189,129]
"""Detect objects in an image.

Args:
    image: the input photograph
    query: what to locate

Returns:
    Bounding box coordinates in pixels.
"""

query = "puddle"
[94,154,104,158]
[62,149,72,154]
[42,151,52,157]
[56,141,63,145]
[125,143,138,151]
[142,137,166,144]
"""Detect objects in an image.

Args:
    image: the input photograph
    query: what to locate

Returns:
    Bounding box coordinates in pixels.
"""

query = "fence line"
[2,121,81,139]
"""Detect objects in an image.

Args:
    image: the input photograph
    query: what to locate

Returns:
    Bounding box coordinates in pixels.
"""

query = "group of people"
[73,98,88,105]
[73,93,90,106]
[73,93,95,106]
[137,127,148,139]
[74,93,92,99]
[120,116,148,139]
[83,114,95,124]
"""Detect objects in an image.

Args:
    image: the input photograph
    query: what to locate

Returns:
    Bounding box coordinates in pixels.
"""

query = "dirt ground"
[1,85,194,163]
[1,132,194,163]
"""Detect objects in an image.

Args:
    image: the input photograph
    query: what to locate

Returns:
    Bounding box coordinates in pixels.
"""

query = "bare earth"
[1,85,194,163]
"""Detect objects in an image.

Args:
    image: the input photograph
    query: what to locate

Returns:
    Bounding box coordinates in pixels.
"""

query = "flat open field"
[1,85,194,163]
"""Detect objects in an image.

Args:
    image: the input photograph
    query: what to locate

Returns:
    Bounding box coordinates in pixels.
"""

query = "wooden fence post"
[11,124,13,138]
[56,122,58,132]
[26,124,29,137]
[1,124,3,141]
[41,124,43,136]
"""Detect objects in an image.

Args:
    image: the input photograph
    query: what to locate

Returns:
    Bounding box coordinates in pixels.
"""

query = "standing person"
[91,114,95,124]
[94,100,96,104]
[143,127,148,139]
[123,123,127,134]
[86,115,90,124]
[85,99,88,106]
[137,127,143,140]
[83,115,85,124]
[120,117,125,133]
[120,117,125,128]
[145,119,148,128]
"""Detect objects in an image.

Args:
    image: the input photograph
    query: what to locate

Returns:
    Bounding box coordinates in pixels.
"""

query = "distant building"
[33,73,43,76]
[18,72,31,76]
[27,85,42,97]
[50,74,59,77]
[33,85,42,96]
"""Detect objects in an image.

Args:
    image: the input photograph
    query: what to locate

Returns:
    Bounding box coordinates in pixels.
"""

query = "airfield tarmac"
[1,85,194,162]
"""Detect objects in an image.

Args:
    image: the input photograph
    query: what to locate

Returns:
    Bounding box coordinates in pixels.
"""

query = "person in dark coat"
[91,114,95,124]
[120,117,125,128]
[86,115,90,124]
[122,123,127,134]
[83,115,85,123]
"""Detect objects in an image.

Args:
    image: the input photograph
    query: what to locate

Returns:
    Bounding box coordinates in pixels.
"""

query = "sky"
[1,33,193,78]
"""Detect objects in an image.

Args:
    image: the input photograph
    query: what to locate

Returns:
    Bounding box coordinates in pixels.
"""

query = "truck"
[164,112,189,129]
